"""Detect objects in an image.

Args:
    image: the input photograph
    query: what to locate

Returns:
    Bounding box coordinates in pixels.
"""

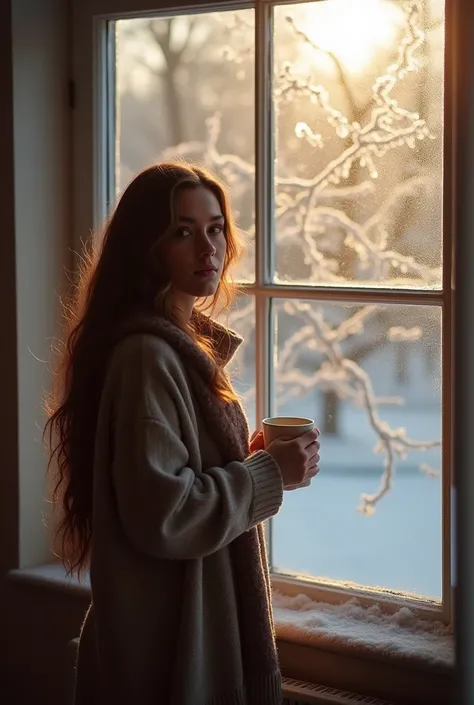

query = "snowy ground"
[252,399,443,599]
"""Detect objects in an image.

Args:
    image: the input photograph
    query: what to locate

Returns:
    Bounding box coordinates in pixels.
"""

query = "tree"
[274,2,443,436]
[116,0,443,514]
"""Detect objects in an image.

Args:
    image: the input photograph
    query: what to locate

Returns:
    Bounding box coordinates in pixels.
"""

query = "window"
[74,0,449,618]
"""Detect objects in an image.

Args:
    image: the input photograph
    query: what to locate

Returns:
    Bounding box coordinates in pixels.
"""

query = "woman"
[45,162,320,705]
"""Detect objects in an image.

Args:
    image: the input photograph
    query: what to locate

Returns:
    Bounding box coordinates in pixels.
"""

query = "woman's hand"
[249,429,265,454]
[265,429,320,491]
[250,427,320,491]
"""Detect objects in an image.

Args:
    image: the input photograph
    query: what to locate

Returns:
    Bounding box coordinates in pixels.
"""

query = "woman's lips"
[194,268,217,278]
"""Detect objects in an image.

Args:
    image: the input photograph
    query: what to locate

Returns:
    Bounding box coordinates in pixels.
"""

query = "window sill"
[8,563,455,705]
[274,589,453,671]
[274,589,454,705]
[8,561,90,598]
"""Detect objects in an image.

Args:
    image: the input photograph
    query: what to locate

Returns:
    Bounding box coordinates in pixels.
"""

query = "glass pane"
[218,294,256,430]
[273,0,445,289]
[271,300,442,599]
[115,10,255,282]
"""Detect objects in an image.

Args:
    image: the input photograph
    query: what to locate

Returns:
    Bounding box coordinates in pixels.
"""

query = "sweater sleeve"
[108,336,284,560]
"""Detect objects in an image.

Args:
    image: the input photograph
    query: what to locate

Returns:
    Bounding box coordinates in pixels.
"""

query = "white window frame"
[72,0,454,625]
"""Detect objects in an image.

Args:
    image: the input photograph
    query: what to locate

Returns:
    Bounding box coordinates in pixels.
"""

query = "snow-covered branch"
[161,1,442,513]
[275,301,440,514]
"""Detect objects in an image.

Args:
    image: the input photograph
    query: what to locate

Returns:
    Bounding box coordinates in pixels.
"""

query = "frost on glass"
[273,0,444,288]
[272,301,442,597]
[113,1,445,597]
[115,10,255,282]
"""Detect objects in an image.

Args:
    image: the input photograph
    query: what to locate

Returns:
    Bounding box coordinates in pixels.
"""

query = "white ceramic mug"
[262,416,315,448]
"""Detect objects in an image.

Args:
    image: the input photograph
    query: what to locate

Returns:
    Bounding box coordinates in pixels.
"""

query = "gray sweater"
[74,317,284,705]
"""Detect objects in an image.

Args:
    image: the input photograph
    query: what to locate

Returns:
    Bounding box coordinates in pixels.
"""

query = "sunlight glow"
[301,0,404,72]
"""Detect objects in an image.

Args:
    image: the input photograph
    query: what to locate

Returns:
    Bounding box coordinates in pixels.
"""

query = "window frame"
[72,0,454,624]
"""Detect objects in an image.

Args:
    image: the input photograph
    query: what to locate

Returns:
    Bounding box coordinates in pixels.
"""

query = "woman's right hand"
[265,429,320,490]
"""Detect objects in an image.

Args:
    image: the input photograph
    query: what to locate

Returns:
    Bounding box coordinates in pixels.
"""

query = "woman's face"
[161,186,227,317]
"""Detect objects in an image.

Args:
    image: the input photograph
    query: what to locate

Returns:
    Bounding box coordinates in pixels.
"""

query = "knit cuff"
[243,451,284,528]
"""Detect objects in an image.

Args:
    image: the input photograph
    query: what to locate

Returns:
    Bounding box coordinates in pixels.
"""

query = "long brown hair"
[44,162,243,576]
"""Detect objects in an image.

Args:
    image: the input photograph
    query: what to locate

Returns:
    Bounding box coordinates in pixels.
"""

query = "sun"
[300,0,405,73]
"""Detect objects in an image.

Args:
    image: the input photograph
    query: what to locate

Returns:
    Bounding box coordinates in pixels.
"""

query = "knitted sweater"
[73,313,284,705]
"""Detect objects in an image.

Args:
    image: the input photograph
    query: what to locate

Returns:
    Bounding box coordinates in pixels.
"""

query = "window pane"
[273,0,444,289]
[272,299,442,598]
[115,10,255,282]
[218,295,256,429]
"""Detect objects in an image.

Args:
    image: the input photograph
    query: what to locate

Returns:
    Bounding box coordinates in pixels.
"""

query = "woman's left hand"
[249,429,265,454]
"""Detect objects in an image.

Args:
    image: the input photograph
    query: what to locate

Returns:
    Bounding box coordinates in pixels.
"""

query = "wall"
[0,1,88,703]
[0,0,19,582]
[13,0,72,567]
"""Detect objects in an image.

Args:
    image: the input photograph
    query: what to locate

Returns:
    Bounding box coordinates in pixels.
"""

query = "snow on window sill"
[273,590,454,672]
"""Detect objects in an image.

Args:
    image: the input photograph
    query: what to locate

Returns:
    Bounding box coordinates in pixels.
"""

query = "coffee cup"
[262,416,315,447]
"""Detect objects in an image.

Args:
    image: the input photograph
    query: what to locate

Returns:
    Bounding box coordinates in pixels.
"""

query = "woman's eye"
[209,225,224,235]
[176,227,192,238]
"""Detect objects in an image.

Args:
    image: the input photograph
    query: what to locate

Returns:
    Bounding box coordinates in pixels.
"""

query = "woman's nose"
[197,232,215,256]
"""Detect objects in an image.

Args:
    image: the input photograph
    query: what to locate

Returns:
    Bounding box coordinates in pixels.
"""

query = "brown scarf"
[116,309,282,704]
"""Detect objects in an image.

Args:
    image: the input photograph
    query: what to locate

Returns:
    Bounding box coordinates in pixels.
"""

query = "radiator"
[282,677,396,705]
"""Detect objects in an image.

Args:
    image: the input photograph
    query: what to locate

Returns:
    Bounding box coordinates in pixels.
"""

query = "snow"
[268,399,442,598]
[273,590,454,668]
[271,405,442,598]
